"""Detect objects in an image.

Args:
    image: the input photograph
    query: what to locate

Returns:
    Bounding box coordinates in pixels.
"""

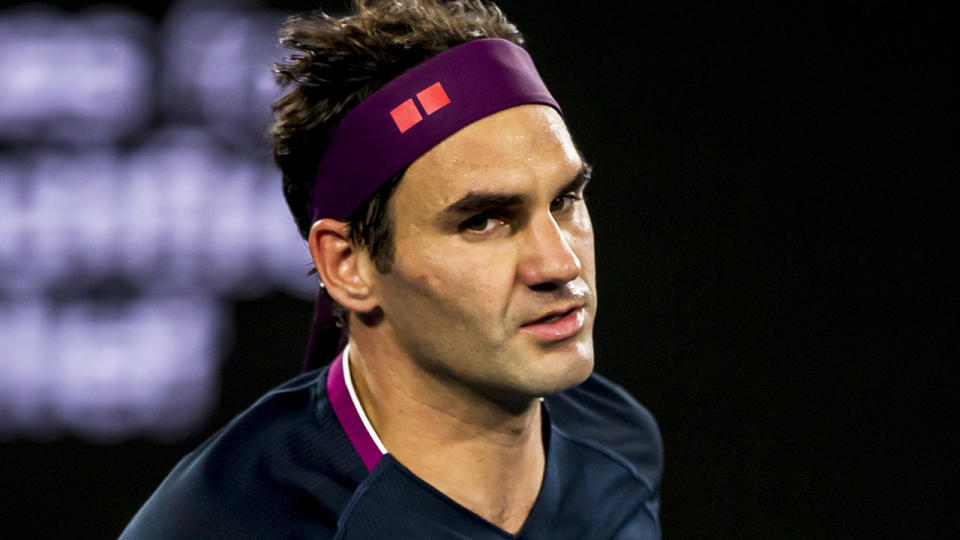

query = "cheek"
[396,242,518,321]
[413,245,516,335]
[428,250,514,304]
[569,211,596,268]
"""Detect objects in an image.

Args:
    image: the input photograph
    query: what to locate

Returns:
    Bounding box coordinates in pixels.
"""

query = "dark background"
[1,1,953,538]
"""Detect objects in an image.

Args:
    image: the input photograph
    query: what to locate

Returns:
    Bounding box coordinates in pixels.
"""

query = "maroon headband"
[303,38,561,372]
[307,38,561,223]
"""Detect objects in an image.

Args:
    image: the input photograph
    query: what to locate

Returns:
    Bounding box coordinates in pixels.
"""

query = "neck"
[346,338,545,534]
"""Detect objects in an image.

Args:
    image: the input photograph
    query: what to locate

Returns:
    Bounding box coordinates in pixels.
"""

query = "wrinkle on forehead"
[400,104,582,215]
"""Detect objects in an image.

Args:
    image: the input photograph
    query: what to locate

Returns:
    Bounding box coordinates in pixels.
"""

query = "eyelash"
[551,193,582,213]
[459,193,583,234]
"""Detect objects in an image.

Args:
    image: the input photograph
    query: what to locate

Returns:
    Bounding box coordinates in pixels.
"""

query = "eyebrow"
[438,163,593,220]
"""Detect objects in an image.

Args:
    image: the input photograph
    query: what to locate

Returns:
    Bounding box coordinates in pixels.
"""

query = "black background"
[1,1,953,538]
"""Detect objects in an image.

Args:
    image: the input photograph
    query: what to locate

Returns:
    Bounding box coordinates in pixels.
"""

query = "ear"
[308,219,379,314]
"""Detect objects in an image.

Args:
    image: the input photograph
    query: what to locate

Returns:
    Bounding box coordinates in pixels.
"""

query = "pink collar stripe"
[326,353,384,471]
[308,38,561,223]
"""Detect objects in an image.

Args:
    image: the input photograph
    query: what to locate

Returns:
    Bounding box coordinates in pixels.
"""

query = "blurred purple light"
[0,1,312,441]
[0,298,223,441]
[1,132,313,299]
[161,0,287,148]
[0,7,153,144]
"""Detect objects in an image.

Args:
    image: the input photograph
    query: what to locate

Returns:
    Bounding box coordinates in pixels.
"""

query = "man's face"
[372,104,596,402]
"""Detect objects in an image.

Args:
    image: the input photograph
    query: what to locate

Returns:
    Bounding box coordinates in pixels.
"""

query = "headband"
[307,38,561,223]
[302,38,561,371]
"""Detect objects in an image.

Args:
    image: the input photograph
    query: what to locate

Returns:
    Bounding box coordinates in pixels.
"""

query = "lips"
[525,307,577,326]
[519,306,585,341]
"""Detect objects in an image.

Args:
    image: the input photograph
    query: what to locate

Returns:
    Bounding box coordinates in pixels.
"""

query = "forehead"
[396,104,582,213]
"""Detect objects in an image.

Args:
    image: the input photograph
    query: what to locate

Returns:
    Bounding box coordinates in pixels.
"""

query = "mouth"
[525,307,577,325]
[520,306,586,341]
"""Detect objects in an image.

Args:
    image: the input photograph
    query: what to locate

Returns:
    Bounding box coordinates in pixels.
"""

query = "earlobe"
[308,219,379,313]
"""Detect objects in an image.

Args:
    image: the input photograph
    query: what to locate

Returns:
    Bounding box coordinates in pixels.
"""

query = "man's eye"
[550,194,581,213]
[462,215,505,233]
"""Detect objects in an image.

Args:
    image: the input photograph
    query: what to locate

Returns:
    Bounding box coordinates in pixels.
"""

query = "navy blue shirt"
[121,361,662,539]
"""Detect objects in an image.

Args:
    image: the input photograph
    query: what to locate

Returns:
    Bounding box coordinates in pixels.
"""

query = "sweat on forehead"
[308,38,562,224]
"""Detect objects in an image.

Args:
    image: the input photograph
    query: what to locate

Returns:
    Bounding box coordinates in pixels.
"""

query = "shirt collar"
[327,344,387,471]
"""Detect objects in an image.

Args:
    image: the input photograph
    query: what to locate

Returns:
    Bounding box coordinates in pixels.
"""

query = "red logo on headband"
[417,82,451,115]
[390,99,422,134]
[390,82,451,133]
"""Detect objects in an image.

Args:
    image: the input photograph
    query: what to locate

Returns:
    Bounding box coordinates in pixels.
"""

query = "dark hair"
[271,0,524,329]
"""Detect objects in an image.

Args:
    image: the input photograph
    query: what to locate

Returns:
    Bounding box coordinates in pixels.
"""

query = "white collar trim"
[341,344,388,455]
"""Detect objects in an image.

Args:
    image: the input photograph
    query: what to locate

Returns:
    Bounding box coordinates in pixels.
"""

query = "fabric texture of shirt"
[120,356,663,539]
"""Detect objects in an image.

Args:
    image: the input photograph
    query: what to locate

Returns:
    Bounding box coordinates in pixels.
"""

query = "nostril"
[530,282,559,292]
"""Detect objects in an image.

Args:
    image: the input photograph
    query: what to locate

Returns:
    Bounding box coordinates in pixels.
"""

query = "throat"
[346,341,548,533]
[384,406,547,534]
[417,439,545,535]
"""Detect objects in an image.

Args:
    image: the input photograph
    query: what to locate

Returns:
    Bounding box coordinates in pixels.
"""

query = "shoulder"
[121,367,360,539]
[545,372,663,495]
[177,368,336,489]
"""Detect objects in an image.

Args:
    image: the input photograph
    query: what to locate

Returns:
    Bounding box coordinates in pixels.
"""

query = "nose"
[518,212,581,289]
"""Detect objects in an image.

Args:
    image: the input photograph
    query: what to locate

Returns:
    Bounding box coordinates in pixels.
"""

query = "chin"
[522,338,595,397]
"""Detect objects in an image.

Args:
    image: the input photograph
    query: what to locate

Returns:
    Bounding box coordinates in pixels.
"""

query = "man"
[121,1,662,538]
